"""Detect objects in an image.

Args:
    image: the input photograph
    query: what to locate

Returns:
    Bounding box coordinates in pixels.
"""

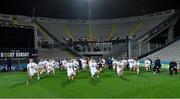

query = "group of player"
[26,58,58,85]
[26,57,152,85]
[112,57,138,77]
[58,58,104,80]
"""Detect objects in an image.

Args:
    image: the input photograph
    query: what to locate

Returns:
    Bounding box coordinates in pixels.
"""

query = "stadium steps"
[63,23,77,40]
[107,23,118,38]
[88,22,94,41]
[104,21,144,59]
[128,20,144,37]
[12,16,19,24]
[35,20,82,57]
[32,21,50,41]
[139,37,180,62]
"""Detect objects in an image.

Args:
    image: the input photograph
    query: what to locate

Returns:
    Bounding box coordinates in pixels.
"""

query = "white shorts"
[90,69,97,76]
[145,64,150,68]
[129,64,134,69]
[47,67,54,73]
[29,69,37,76]
[113,65,116,70]
[117,66,123,74]
[82,64,86,69]
[67,70,75,77]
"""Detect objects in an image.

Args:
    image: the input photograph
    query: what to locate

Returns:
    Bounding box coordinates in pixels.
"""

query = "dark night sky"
[0,0,179,19]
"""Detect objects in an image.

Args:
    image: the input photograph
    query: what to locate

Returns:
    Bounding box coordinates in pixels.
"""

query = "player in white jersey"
[38,59,46,75]
[133,59,140,75]
[128,58,135,70]
[101,58,106,68]
[81,58,87,70]
[112,59,118,71]
[61,59,67,70]
[46,59,55,75]
[121,58,128,69]
[42,59,49,72]
[66,59,76,80]
[26,59,40,85]
[73,59,79,73]
[97,59,103,72]
[144,58,151,71]
[116,60,124,77]
[89,59,100,79]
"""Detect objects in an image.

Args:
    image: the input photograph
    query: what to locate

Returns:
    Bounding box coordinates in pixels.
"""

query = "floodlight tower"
[88,0,92,20]
[88,0,93,41]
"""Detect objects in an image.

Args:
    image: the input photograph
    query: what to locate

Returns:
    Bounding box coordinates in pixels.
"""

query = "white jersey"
[38,61,44,68]
[66,62,75,77]
[121,59,127,66]
[116,61,124,73]
[73,60,79,67]
[27,62,38,76]
[145,60,151,65]
[46,61,54,73]
[62,60,67,67]
[80,59,87,69]
[112,60,118,66]
[134,60,140,67]
[40,60,48,68]
[89,61,98,76]
[54,62,59,68]
[101,59,106,67]
[112,60,118,70]
[102,59,105,63]
[128,59,135,69]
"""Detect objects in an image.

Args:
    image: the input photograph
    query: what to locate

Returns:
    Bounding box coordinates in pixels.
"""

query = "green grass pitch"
[0,69,180,98]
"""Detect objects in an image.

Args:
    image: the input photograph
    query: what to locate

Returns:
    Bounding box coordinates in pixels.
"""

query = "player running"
[89,59,100,79]
[133,58,140,75]
[144,58,151,71]
[26,59,40,85]
[66,59,76,80]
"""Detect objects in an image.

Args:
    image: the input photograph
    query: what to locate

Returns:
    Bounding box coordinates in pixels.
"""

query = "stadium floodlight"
[88,0,93,20]
[87,0,92,2]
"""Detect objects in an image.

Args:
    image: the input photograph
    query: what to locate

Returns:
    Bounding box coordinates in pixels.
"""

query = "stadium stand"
[36,10,173,41]
[15,15,33,25]
[0,9,178,58]
[141,38,180,62]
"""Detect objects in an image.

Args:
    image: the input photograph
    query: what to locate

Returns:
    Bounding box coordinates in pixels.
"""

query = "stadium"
[0,0,180,98]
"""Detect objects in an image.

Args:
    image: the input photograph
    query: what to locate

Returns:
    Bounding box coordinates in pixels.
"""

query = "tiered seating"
[0,10,175,58]
[37,14,172,41]
[66,23,88,39]
[92,23,114,38]
[15,15,33,25]
[0,14,13,23]
[37,21,67,42]
[133,15,171,38]
[143,39,180,62]
[114,20,139,39]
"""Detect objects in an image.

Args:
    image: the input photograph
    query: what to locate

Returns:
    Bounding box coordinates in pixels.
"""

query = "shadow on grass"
[10,81,27,88]
[11,78,40,87]
[77,74,88,79]
[61,79,74,88]
[137,74,149,78]
[101,73,113,78]
[120,77,130,82]
[89,78,100,86]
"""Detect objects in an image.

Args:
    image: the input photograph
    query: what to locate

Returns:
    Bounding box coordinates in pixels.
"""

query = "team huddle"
[26,57,153,85]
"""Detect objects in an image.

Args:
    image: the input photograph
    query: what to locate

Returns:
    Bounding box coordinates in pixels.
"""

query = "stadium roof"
[0,0,179,20]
